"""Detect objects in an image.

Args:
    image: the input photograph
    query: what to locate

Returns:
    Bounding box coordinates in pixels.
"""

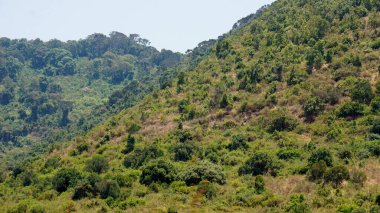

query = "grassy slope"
[1,0,380,212]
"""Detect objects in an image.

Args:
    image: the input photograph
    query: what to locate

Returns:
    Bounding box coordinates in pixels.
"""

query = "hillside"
[1,0,380,212]
[0,32,182,161]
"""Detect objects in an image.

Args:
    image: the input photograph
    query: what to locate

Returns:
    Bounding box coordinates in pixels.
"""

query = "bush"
[308,148,333,167]
[52,168,82,192]
[303,96,324,120]
[351,169,366,187]
[370,97,380,112]
[285,194,311,213]
[44,157,61,170]
[338,149,352,159]
[72,179,98,200]
[85,155,109,174]
[124,146,163,168]
[197,180,217,200]
[324,165,350,188]
[228,134,249,151]
[337,101,364,118]
[177,161,226,185]
[97,179,120,199]
[140,160,176,186]
[254,175,265,194]
[172,143,195,161]
[277,149,301,160]
[308,161,327,182]
[371,38,380,49]
[370,119,380,135]
[238,152,279,176]
[122,135,135,154]
[351,80,373,104]
[267,109,298,133]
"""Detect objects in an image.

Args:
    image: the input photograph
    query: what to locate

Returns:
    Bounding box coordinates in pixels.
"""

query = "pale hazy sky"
[0,0,275,52]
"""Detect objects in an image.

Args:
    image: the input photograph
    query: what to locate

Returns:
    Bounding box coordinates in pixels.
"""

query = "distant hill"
[1,0,380,212]
[0,32,182,158]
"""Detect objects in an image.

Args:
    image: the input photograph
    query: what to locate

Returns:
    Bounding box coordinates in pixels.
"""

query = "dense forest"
[1,0,380,212]
[0,32,182,159]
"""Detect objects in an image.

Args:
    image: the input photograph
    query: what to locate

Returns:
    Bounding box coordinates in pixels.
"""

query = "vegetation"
[1,0,380,211]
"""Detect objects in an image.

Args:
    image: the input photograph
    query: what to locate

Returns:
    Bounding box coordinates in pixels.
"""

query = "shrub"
[370,119,380,135]
[267,109,298,133]
[371,38,380,49]
[238,152,279,176]
[177,161,226,185]
[351,169,366,187]
[228,134,249,151]
[277,148,301,160]
[77,143,89,154]
[122,135,135,154]
[308,148,333,167]
[338,149,352,159]
[52,168,82,192]
[85,155,109,174]
[219,94,230,108]
[97,179,120,199]
[254,175,265,194]
[303,96,324,120]
[337,101,364,118]
[44,157,61,170]
[175,129,193,143]
[172,143,195,161]
[324,165,350,188]
[370,97,380,112]
[124,146,163,169]
[197,180,217,200]
[140,160,176,186]
[285,194,311,213]
[216,40,231,59]
[308,161,327,182]
[72,179,98,200]
[351,80,373,104]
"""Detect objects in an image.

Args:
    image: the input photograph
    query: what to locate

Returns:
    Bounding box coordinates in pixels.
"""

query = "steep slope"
[1,0,380,212]
[0,32,182,161]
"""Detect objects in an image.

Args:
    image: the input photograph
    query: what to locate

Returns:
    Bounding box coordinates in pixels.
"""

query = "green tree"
[228,134,249,151]
[324,165,350,188]
[177,161,226,185]
[85,155,109,174]
[351,80,373,104]
[140,160,176,186]
[238,152,278,176]
[122,135,135,154]
[52,168,82,192]
[308,148,333,167]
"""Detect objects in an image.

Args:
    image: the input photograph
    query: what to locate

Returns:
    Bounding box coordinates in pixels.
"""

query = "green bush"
[228,134,249,151]
[238,152,279,176]
[351,80,373,104]
[197,180,217,200]
[122,135,135,154]
[324,165,350,188]
[172,143,195,161]
[124,145,163,168]
[371,38,380,49]
[370,97,380,112]
[277,149,301,160]
[52,168,82,192]
[308,161,327,182]
[254,175,265,194]
[85,155,109,174]
[267,109,298,133]
[177,161,226,185]
[351,169,366,187]
[308,148,333,167]
[337,101,364,118]
[97,179,120,199]
[140,160,176,186]
[303,96,324,120]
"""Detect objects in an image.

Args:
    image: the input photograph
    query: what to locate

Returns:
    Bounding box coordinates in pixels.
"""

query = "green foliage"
[197,180,217,200]
[177,161,226,185]
[351,80,374,104]
[267,109,298,133]
[303,96,324,120]
[124,145,163,168]
[254,175,265,194]
[216,40,231,59]
[277,148,301,160]
[97,179,120,199]
[308,161,327,182]
[85,155,109,174]
[370,97,380,112]
[52,168,81,192]
[324,165,350,188]
[140,160,176,186]
[308,148,333,167]
[228,134,249,151]
[122,135,136,154]
[371,38,380,49]
[285,194,311,213]
[172,143,195,161]
[238,152,279,176]
[337,101,365,118]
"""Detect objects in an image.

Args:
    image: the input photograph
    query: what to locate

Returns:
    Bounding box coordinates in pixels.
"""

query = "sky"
[0,0,275,53]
